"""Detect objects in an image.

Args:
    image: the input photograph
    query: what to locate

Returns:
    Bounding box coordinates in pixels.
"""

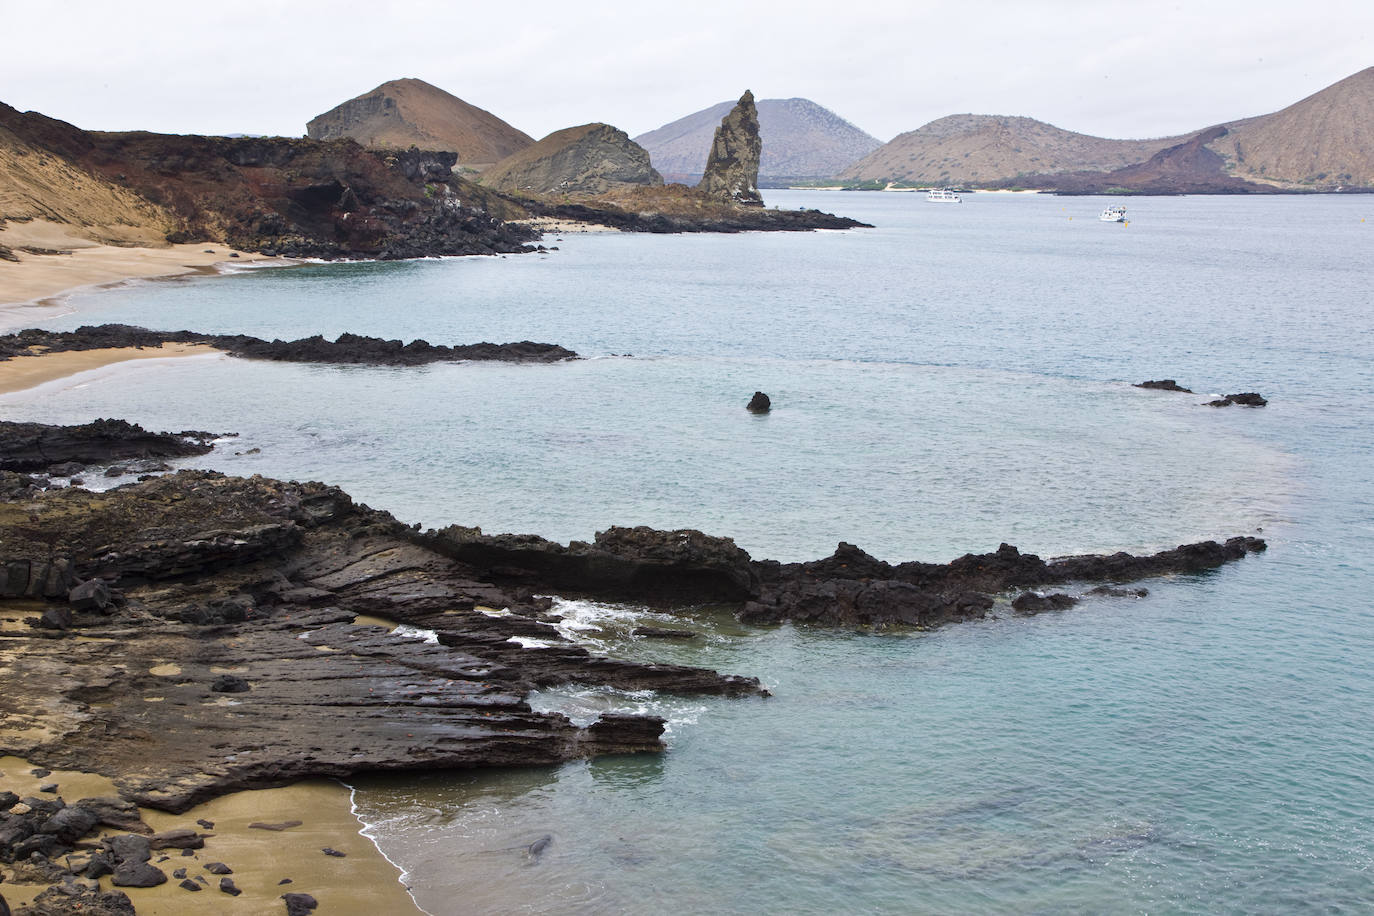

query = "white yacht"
[927,188,961,203]
[1100,204,1127,222]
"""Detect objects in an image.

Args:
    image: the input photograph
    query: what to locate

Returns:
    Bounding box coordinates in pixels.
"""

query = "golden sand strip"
[0,344,223,396]
[0,218,274,320]
[0,755,420,915]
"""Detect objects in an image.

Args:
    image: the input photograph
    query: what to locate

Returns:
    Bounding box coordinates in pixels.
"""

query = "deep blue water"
[3,191,1371,913]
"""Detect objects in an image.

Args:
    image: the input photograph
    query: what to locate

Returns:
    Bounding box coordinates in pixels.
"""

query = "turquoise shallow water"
[3,192,1372,913]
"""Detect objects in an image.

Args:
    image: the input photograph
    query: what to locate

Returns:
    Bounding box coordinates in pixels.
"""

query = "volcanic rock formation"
[697,91,764,206]
[635,97,881,185]
[480,123,663,196]
[306,78,535,169]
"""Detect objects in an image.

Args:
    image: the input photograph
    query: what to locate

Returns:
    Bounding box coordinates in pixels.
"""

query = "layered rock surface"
[480,123,662,196]
[697,91,764,206]
[0,471,765,815]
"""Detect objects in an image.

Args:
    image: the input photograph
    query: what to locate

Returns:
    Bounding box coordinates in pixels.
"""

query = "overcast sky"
[3,1,1370,144]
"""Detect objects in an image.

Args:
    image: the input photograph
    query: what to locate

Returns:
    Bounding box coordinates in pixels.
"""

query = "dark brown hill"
[479,123,662,196]
[306,78,535,169]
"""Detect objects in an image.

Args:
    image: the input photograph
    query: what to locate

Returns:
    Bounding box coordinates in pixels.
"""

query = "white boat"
[1100,204,1127,222]
[927,188,961,203]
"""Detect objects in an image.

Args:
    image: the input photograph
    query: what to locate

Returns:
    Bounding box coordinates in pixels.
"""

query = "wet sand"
[0,755,420,914]
[0,343,223,395]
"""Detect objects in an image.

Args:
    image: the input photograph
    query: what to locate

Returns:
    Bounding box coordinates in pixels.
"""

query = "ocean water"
[3,191,1372,913]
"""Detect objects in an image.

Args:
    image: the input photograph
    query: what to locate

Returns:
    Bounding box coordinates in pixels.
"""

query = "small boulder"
[111,861,167,888]
[283,892,320,915]
[69,579,114,612]
[1011,592,1079,613]
[746,391,771,413]
[204,862,233,875]
[210,674,251,693]
[179,878,203,892]
[220,877,242,896]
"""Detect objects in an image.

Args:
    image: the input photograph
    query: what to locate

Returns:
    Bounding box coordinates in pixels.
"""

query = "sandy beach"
[0,343,224,396]
[0,754,419,915]
[0,219,271,321]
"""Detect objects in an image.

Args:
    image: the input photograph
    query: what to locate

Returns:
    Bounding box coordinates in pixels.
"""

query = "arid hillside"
[1210,66,1374,188]
[0,109,177,246]
[307,78,535,170]
[840,114,1186,186]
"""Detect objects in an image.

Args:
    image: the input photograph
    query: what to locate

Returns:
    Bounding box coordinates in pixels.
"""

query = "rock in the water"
[746,391,771,413]
[1208,391,1268,407]
[480,123,663,196]
[698,91,764,206]
[321,847,346,857]
[632,626,699,639]
[1011,592,1080,613]
[1134,379,1192,392]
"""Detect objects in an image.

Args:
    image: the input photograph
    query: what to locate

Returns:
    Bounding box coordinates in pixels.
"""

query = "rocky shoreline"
[0,325,577,367]
[1,421,1267,912]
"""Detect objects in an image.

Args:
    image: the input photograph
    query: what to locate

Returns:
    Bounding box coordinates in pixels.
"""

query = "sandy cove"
[0,219,275,326]
[0,754,419,915]
[0,343,222,396]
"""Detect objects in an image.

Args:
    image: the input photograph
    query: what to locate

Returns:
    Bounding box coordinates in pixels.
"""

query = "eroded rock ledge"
[0,325,576,366]
[425,525,1267,629]
[0,471,764,817]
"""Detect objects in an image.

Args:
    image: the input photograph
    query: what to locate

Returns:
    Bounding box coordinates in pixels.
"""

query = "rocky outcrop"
[422,525,759,605]
[635,97,882,185]
[0,325,576,367]
[1207,392,1267,407]
[0,419,216,474]
[441,530,1267,629]
[1134,379,1193,393]
[521,195,869,233]
[0,470,765,817]
[481,123,662,196]
[697,91,764,206]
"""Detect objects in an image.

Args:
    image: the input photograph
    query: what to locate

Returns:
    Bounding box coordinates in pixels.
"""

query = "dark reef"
[0,325,576,367]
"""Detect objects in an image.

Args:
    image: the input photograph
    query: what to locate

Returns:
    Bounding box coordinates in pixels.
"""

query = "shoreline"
[0,219,279,328]
[0,755,420,915]
[0,343,224,396]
